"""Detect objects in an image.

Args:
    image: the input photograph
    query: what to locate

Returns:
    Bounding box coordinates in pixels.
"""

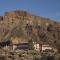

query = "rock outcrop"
[0,10,60,52]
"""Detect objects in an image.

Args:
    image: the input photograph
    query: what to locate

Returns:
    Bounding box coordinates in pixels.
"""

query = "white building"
[42,45,52,51]
[33,42,40,51]
[34,43,40,51]
[33,42,57,52]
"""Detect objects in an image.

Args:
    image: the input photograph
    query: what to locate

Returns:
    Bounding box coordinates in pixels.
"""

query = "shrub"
[33,55,41,60]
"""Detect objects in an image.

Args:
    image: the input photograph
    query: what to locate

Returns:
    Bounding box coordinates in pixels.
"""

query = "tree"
[28,39,34,50]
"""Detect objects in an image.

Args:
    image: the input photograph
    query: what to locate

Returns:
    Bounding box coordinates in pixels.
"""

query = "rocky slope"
[0,10,60,52]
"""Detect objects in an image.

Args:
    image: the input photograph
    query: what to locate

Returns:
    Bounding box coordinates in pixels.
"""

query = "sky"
[0,0,60,22]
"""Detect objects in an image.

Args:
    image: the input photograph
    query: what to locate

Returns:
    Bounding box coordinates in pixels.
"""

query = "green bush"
[33,55,41,60]
[40,55,54,60]
[33,55,54,60]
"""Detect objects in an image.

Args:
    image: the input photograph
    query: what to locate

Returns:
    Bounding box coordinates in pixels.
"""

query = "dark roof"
[0,40,11,48]
[14,43,29,50]
[14,43,29,46]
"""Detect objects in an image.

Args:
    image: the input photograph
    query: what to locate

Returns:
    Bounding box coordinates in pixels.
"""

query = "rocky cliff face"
[0,10,60,52]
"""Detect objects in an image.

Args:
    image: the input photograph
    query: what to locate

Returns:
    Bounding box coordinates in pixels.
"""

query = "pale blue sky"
[0,0,60,22]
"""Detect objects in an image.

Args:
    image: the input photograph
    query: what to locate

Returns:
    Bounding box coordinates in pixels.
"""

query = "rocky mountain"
[0,10,60,52]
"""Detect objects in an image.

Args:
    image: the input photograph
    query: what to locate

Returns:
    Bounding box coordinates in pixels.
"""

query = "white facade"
[33,42,55,52]
[33,42,40,51]
[42,45,52,51]
[13,45,17,51]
